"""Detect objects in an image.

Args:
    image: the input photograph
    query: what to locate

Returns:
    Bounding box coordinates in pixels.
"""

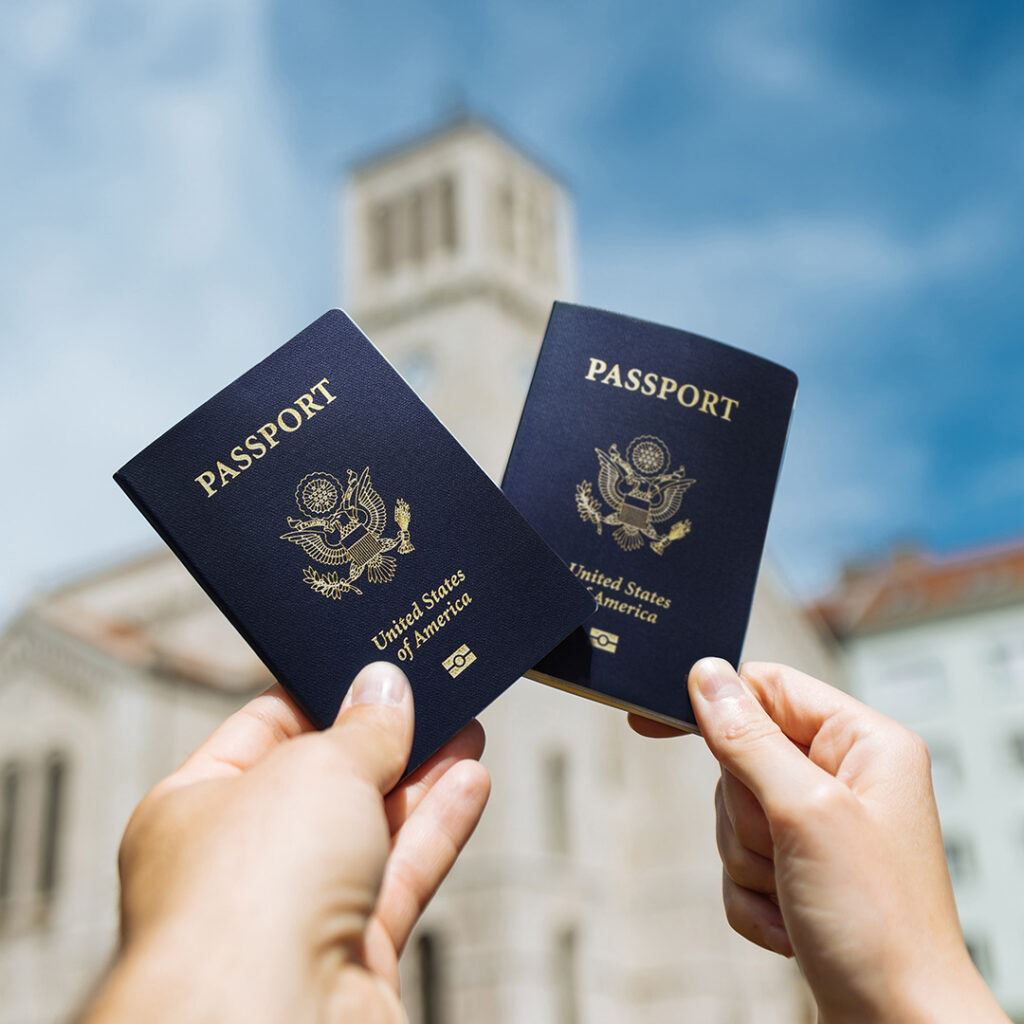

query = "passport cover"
[115,310,595,772]
[502,302,797,730]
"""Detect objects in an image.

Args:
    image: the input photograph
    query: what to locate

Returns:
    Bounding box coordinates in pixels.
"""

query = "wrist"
[895,955,1009,1024]
[84,916,319,1024]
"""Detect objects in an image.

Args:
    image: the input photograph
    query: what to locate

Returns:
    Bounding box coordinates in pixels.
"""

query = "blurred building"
[0,117,839,1024]
[816,541,1024,1020]
[0,556,269,1023]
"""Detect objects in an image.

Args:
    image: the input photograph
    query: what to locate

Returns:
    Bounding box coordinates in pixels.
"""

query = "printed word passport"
[115,310,595,772]
[503,303,797,730]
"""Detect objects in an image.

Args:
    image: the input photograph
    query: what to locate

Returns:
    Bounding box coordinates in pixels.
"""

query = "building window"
[0,753,70,931]
[553,926,580,1024]
[524,185,553,275]
[408,188,426,264]
[944,835,976,884]
[438,175,457,252]
[990,638,1024,693]
[884,659,947,707]
[928,742,961,796]
[413,931,445,1024]
[496,181,516,255]
[1008,733,1024,770]
[369,202,395,275]
[38,753,67,900]
[542,751,570,855]
[0,762,20,912]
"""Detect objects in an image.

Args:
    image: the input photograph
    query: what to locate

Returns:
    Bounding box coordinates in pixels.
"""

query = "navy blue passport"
[502,303,797,730]
[115,310,595,772]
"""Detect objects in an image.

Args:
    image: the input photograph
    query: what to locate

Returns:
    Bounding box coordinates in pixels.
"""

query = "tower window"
[408,189,426,264]
[414,930,445,1024]
[525,186,542,271]
[439,176,457,252]
[497,182,516,255]
[542,750,570,855]
[369,202,395,275]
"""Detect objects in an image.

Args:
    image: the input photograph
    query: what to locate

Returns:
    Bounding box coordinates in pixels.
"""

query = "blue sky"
[2,0,1022,622]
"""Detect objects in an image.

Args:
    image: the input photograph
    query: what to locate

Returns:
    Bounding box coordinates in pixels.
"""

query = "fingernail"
[693,658,745,701]
[350,662,408,707]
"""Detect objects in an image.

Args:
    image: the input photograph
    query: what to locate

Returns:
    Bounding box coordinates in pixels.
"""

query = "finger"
[627,713,688,738]
[689,658,829,819]
[738,661,874,748]
[721,872,792,957]
[716,781,775,894]
[327,662,415,795]
[385,720,486,835]
[169,684,313,788]
[720,770,773,859]
[374,758,491,957]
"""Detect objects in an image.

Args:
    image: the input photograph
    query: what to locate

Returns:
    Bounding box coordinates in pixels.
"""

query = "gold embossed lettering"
[310,378,337,404]
[657,376,678,401]
[193,377,341,497]
[245,434,267,459]
[295,392,324,419]
[257,422,280,448]
[216,460,240,487]
[230,445,253,470]
[720,396,740,422]
[195,471,217,498]
[700,390,720,416]
[677,384,700,408]
[277,407,303,432]
[601,363,623,387]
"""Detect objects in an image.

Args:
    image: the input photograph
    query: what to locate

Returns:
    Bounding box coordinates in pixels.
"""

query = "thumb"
[326,662,415,794]
[689,658,825,818]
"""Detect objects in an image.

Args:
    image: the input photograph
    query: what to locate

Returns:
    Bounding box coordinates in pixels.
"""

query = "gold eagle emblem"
[575,435,695,554]
[280,469,415,600]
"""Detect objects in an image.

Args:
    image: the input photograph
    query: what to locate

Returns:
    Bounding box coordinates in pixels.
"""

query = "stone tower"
[343,116,572,476]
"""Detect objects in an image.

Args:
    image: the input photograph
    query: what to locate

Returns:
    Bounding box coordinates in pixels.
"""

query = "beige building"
[816,542,1024,1021]
[0,117,837,1023]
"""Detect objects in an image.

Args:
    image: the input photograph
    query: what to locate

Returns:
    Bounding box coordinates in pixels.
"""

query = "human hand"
[85,662,490,1024]
[681,658,1008,1024]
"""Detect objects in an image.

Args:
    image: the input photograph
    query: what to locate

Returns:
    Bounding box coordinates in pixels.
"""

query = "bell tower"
[341,116,575,476]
